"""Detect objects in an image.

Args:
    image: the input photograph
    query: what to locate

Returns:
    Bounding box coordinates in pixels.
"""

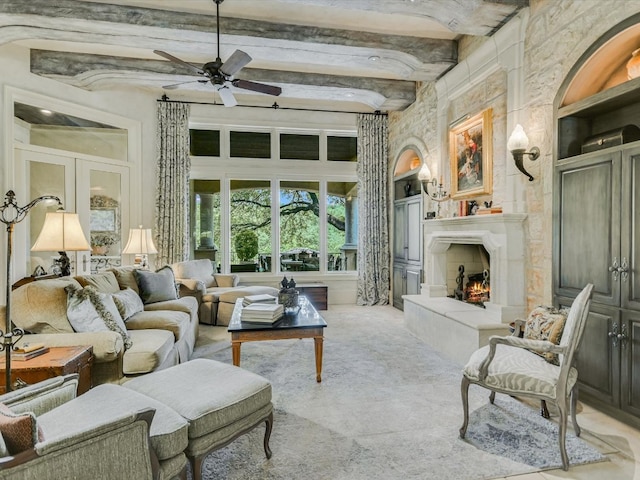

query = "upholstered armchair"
[0,375,160,480]
[459,283,594,470]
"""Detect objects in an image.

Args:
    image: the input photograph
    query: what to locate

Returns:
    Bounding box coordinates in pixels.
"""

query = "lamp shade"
[122,226,158,255]
[507,124,529,151]
[31,211,91,252]
[417,163,431,181]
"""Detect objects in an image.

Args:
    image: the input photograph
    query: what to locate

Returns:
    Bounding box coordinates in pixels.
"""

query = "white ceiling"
[2,0,527,112]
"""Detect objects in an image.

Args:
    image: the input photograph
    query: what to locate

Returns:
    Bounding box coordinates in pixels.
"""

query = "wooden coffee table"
[228,297,327,382]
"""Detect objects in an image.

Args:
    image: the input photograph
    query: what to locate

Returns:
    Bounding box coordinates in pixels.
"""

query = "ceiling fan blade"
[217,86,238,107]
[162,79,208,90]
[154,50,205,76]
[232,79,282,96]
[220,50,252,77]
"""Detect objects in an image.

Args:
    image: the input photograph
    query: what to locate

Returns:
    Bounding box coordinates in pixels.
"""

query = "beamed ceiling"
[2,0,527,113]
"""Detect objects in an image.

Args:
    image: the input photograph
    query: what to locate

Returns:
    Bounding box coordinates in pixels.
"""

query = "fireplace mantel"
[422,213,527,323]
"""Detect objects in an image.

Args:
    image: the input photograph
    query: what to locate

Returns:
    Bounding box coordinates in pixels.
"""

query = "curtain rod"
[157,95,387,116]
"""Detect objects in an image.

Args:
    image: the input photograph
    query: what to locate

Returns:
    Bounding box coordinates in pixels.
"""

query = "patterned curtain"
[356,114,390,305]
[155,101,191,266]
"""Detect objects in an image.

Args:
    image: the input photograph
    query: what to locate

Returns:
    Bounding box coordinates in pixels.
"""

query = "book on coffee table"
[241,303,284,323]
[12,345,50,361]
[242,294,277,307]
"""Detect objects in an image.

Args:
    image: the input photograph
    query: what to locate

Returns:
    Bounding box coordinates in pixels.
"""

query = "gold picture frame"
[449,108,493,200]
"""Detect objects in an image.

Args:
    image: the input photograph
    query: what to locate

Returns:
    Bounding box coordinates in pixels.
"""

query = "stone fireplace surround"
[404,213,527,365]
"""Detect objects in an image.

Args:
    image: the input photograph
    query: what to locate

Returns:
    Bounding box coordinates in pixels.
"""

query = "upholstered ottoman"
[124,359,273,480]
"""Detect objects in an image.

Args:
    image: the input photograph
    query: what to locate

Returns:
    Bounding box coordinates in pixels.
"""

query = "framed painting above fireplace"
[449,108,493,200]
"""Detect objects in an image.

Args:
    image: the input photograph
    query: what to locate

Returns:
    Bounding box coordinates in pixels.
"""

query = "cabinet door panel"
[393,203,406,261]
[571,304,620,406]
[556,155,620,306]
[393,264,405,309]
[406,199,421,263]
[406,266,421,296]
[621,313,640,418]
[621,148,640,310]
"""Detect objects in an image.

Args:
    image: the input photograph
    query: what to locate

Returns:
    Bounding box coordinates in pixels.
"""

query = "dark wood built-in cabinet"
[555,76,640,427]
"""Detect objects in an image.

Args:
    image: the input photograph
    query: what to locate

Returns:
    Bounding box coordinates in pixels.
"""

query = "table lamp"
[122,226,158,268]
[31,210,91,277]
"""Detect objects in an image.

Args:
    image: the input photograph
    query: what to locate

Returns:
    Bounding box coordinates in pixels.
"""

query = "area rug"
[191,305,606,480]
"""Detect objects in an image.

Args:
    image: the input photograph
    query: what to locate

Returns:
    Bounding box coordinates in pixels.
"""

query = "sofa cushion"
[11,277,80,334]
[0,403,43,455]
[213,274,239,288]
[124,359,272,438]
[74,271,120,294]
[172,259,216,288]
[125,310,190,341]
[65,285,132,350]
[218,286,279,304]
[135,267,178,305]
[108,266,140,295]
[143,296,198,316]
[38,384,189,461]
[112,288,145,321]
[123,329,175,375]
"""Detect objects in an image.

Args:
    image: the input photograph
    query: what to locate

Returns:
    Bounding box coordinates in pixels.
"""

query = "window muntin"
[230,179,271,273]
[327,182,358,271]
[279,181,320,272]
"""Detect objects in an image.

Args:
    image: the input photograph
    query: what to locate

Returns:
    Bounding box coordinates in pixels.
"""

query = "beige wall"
[389,0,640,309]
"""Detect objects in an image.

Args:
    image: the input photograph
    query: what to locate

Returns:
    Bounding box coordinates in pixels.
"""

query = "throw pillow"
[0,404,43,455]
[112,288,145,321]
[134,266,178,304]
[523,305,569,365]
[214,274,239,288]
[65,285,132,349]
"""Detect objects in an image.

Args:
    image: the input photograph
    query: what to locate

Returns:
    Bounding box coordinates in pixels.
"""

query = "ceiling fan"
[155,0,282,107]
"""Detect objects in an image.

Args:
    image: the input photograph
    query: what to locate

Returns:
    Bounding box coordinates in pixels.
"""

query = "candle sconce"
[418,164,450,218]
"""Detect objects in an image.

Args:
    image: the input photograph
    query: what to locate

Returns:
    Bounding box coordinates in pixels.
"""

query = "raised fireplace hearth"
[404,213,527,365]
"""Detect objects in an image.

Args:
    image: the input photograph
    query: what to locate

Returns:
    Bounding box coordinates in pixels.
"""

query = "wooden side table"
[0,346,93,394]
[295,283,328,310]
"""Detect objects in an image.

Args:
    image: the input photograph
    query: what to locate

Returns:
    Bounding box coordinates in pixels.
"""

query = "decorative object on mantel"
[450,108,493,199]
[278,276,299,313]
[418,163,449,218]
[507,124,540,182]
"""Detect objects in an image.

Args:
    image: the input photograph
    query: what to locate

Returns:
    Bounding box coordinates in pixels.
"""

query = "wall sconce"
[418,163,449,218]
[507,124,540,182]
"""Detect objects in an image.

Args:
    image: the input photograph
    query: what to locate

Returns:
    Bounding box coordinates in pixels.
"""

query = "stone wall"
[389,0,640,309]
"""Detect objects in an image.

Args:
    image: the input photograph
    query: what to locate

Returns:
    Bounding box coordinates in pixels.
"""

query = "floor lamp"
[0,190,62,392]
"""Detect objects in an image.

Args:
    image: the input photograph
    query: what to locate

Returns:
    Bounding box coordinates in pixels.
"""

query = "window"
[328,136,357,162]
[280,181,320,272]
[230,131,271,158]
[280,134,319,160]
[191,180,221,268]
[327,182,358,271]
[230,180,271,272]
[190,130,220,156]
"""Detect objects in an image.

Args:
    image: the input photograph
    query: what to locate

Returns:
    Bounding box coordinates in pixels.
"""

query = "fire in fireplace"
[452,265,490,307]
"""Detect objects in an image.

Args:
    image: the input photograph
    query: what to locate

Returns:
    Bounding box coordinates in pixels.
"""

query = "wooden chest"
[296,283,328,310]
[0,346,93,394]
